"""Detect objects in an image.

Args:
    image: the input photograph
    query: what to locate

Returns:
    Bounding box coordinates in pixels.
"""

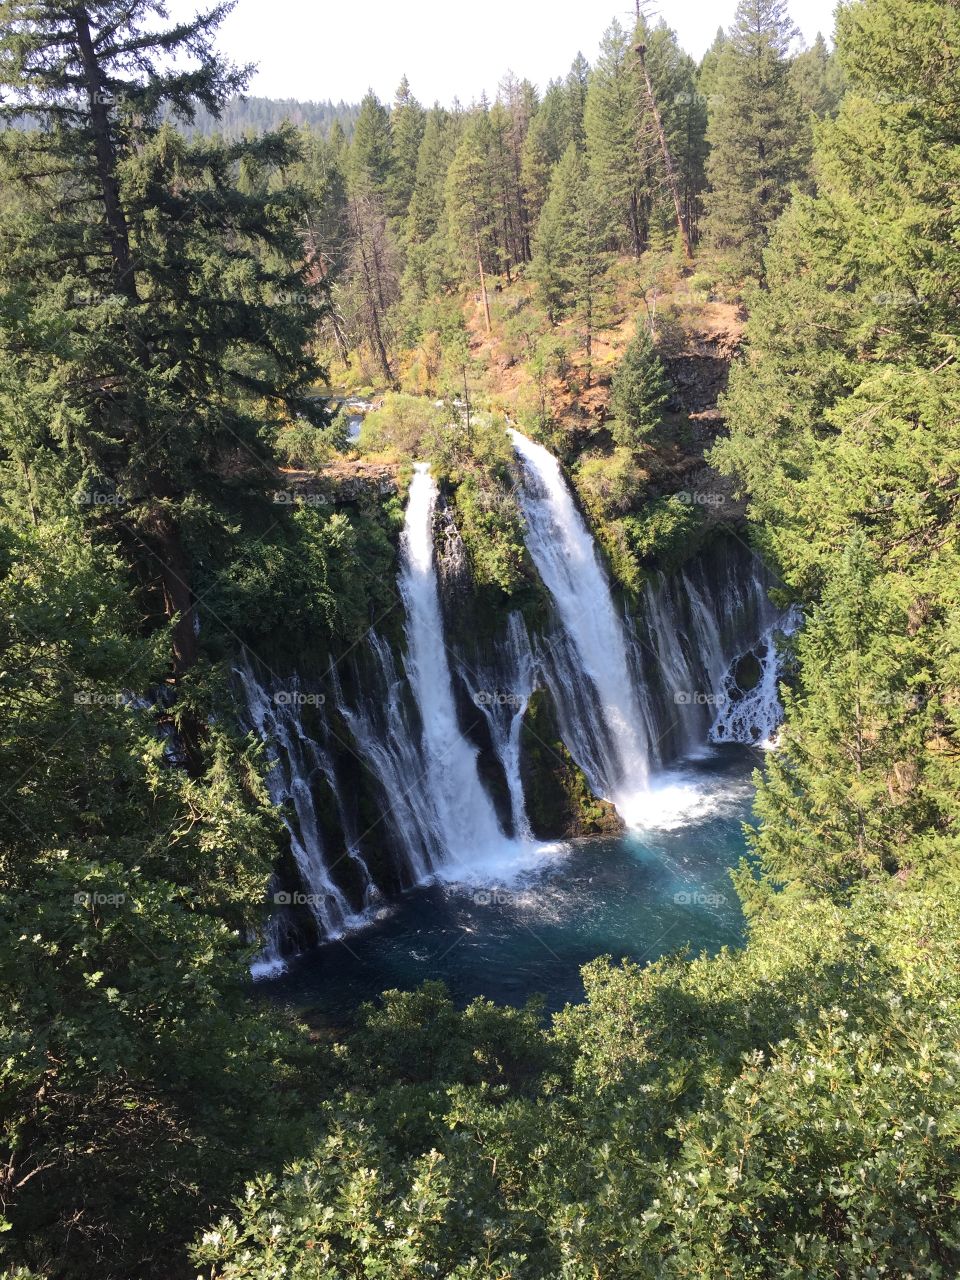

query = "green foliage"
[453,472,528,594]
[610,324,672,446]
[359,391,448,457]
[703,0,807,280]
[196,882,960,1278]
[531,145,610,381]
[0,511,313,1279]
[575,447,647,519]
[623,494,704,567]
[715,0,960,888]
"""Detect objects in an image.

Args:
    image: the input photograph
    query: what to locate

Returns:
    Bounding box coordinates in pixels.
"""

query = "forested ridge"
[0,0,958,1277]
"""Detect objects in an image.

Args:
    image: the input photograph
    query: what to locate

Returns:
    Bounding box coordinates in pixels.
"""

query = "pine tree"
[0,0,326,695]
[521,82,567,232]
[351,89,393,197]
[702,0,806,280]
[388,75,426,221]
[715,0,960,885]
[445,113,499,333]
[531,145,610,384]
[401,105,459,308]
[634,18,706,252]
[610,323,671,446]
[584,21,644,256]
[564,52,590,150]
[790,33,845,121]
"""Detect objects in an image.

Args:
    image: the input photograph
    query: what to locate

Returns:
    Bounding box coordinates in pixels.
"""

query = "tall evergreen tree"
[702,0,806,279]
[610,323,671,446]
[564,52,590,150]
[0,0,326,695]
[520,81,567,232]
[446,113,500,333]
[715,0,960,882]
[387,75,425,221]
[584,21,644,256]
[789,32,845,121]
[350,88,393,196]
[531,145,610,384]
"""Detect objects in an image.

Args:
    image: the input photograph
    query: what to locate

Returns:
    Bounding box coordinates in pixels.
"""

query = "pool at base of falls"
[257,743,758,1023]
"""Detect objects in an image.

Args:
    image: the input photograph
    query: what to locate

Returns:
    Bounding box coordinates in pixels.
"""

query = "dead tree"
[635,42,694,262]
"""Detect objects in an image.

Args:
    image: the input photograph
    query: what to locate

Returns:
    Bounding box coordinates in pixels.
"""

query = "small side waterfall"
[236,660,368,976]
[508,429,654,821]
[462,611,538,841]
[330,634,439,884]
[711,606,801,746]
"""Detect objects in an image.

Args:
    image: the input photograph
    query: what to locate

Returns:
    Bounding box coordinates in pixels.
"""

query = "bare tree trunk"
[476,233,492,334]
[73,6,138,301]
[628,191,644,258]
[351,196,396,386]
[635,43,694,262]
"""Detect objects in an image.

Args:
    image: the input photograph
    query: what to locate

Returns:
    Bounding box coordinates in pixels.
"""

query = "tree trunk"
[476,233,492,334]
[628,191,644,258]
[636,43,694,262]
[72,6,138,301]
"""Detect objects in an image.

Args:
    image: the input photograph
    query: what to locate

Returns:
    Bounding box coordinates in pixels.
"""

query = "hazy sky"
[165,0,839,106]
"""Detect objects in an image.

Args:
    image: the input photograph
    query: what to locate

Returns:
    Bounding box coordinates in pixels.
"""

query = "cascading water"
[508,429,656,823]
[241,436,798,968]
[462,611,538,841]
[396,464,509,873]
[235,659,369,976]
[711,606,802,747]
[330,633,440,884]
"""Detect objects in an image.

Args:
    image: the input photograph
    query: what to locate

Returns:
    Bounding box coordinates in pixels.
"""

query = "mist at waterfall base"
[260,745,758,1021]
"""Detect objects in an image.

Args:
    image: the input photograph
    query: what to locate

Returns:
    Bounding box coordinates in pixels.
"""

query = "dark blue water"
[260,745,759,1022]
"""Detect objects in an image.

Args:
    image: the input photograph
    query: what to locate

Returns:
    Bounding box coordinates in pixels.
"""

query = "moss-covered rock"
[519,689,622,839]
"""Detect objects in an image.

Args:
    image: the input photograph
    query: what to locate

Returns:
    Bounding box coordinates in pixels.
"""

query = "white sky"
[166,0,839,106]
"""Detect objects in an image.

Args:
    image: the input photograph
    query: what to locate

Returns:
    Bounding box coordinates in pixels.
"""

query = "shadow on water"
[257,744,760,1025]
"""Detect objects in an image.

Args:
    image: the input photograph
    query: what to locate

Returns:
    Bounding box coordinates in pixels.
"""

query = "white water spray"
[399,464,510,872]
[508,429,653,822]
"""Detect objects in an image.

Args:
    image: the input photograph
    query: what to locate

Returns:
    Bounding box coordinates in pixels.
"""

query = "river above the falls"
[257,743,760,1023]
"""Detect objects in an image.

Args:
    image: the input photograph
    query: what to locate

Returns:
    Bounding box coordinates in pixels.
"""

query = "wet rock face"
[663,353,731,418]
[732,650,764,696]
[434,499,469,599]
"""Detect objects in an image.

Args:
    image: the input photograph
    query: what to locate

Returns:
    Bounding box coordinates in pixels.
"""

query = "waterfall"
[508,429,654,822]
[711,606,802,747]
[235,659,369,976]
[330,633,440,884]
[462,611,538,840]
[396,464,508,873]
[239,436,797,968]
